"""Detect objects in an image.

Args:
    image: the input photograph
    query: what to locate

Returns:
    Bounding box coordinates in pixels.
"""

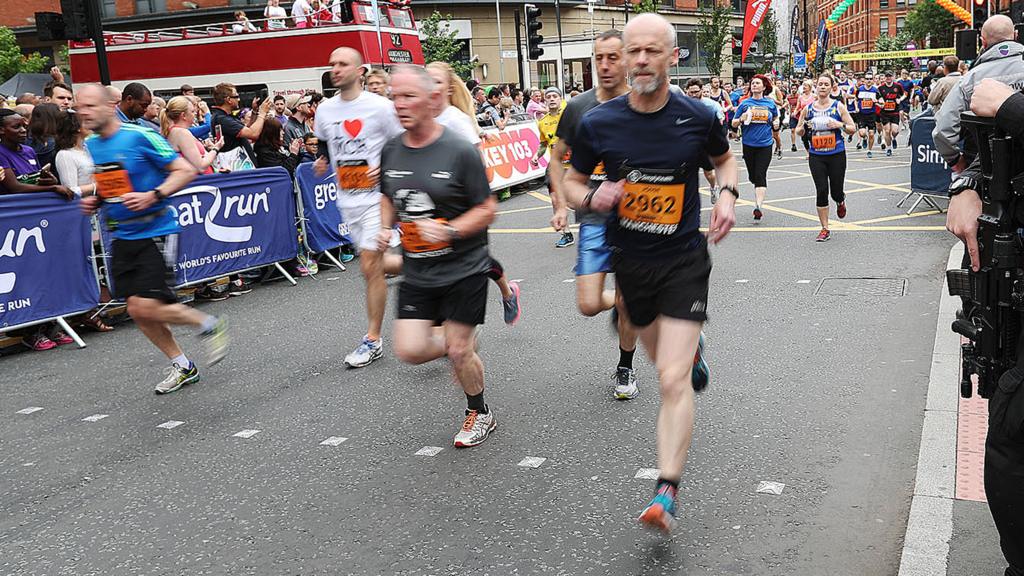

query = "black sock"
[466,392,487,414]
[618,347,635,370]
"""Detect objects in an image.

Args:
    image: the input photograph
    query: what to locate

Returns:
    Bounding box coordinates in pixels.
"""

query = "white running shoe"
[344,336,383,368]
[454,409,496,448]
[613,367,640,400]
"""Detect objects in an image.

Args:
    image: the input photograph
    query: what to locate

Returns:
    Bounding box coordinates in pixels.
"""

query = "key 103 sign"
[480,124,549,189]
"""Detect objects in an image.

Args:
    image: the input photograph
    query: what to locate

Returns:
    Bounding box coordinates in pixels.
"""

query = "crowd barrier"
[0,193,100,342]
[2,126,553,343]
[902,110,951,214]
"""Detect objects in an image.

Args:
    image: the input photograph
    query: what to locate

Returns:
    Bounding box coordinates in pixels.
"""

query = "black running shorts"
[857,114,877,130]
[110,236,178,303]
[611,244,712,327]
[397,273,488,326]
[880,113,900,126]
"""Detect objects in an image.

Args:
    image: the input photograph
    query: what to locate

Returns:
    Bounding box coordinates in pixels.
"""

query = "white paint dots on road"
[756,481,786,495]
[415,446,444,456]
[517,456,546,468]
[16,407,43,415]
[634,468,660,480]
[320,436,348,446]
[735,279,749,284]
[232,429,260,439]
[156,420,184,430]
[82,414,109,422]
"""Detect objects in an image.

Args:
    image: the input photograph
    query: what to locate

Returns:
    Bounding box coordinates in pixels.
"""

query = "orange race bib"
[590,162,607,182]
[883,100,897,111]
[94,163,134,200]
[618,181,684,227]
[336,160,375,191]
[399,218,450,255]
[811,131,837,152]
[749,107,771,123]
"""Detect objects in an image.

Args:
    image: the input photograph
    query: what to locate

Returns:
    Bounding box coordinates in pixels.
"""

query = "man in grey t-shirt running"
[548,29,641,401]
[378,65,499,448]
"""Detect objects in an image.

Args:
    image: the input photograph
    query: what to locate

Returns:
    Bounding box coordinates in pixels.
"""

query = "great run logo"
[314,172,338,210]
[0,221,47,295]
[176,185,270,243]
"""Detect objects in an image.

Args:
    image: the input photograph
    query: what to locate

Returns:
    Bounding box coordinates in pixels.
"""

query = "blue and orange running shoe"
[692,331,710,392]
[639,483,677,533]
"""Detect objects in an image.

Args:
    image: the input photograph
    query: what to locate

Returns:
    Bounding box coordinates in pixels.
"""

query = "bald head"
[624,13,675,50]
[331,46,363,67]
[329,47,366,93]
[74,83,117,132]
[981,14,1015,47]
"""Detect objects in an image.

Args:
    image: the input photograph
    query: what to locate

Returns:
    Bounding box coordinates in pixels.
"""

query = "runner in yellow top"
[531,87,574,248]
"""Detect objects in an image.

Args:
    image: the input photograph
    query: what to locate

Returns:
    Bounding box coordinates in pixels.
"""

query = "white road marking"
[756,481,786,495]
[517,456,546,468]
[22,462,35,467]
[797,280,811,284]
[735,279,749,283]
[415,446,444,456]
[320,436,348,446]
[82,414,109,422]
[232,429,260,439]
[16,407,43,415]
[562,278,575,283]
[634,468,660,480]
[327,277,339,281]
[156,420,184,429]
[510,278,524,283]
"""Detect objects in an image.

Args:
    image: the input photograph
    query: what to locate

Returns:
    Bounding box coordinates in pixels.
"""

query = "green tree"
[0,28,48,84]
[823,45,849,72]
[756,7,779,73]
[631,0,660,13]
[874,31,913,72]
[904,0,955,48]
[697,0,734,78]
[418,11,474,79]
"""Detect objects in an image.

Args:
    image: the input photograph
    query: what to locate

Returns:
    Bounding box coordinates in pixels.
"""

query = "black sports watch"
[949,175,979,197]
[152,188,167,200]
[720,184,740,199]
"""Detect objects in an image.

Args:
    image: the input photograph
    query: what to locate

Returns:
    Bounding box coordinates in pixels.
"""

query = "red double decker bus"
[69,0,423,100]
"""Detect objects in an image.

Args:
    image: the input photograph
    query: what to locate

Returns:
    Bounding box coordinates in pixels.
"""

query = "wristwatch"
[152,188,167,200]
[720,184,740,199]
[444,224,460,242]
[949,175,979,197]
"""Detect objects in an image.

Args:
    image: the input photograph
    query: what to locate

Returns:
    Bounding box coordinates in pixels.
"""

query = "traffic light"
[60,0,92,41]
[35,12,66,42]
[525,4,544,60]
[973,0,988,30]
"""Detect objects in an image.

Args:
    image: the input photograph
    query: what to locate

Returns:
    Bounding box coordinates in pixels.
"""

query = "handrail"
[68,1,415,49]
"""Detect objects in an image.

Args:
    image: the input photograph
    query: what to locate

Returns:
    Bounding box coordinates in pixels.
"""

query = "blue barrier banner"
[910,111,952,194]
[0,194,99,329]
[294,161,351,253]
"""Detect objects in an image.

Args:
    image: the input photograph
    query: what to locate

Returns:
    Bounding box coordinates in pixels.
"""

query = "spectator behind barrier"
[273,94,288,124]
[27,102,60,171]
[43,82,73,111]
[210,82,271,171]
[53,110,95,197]
[162,96,224,175]
[366,69,390,98]
[927,55,962,111]
[283,94,313,148]
[526,88,545,119]
[117,82,153,126]
[232,10,259,33]
[254,116,303,177]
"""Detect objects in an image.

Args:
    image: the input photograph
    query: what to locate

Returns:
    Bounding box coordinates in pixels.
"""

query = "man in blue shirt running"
[77,83,230,395]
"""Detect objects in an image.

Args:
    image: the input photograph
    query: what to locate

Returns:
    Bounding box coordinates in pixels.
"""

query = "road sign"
[501,50,517,59]
[794,52,807,70]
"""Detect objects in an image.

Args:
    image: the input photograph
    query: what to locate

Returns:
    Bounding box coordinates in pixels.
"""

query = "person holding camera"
[933,15,1024,174]
[947,77,1024,576]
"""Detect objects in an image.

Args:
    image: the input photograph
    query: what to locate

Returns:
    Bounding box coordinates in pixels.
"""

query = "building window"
[660,0,675,7]
[135,0,167,14]
[896,16,905,33]
[101,0,116,17]
[896,0,905,5]
[880,0,888,8]
[880,17,889,36]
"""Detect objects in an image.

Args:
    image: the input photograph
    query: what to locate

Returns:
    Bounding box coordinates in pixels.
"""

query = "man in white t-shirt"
[314,46,404,368]
[291,0,312,28]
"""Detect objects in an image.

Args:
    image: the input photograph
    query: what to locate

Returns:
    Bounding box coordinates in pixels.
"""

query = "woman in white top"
[263,0,287,29]
[425,61,522,326]
[54,111,95,197]
[291,0,312,28]
[232,10,259,33]
[160,96,224,174]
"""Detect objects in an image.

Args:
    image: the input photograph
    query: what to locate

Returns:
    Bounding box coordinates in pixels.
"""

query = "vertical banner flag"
[814,20,830,68]
[0,194,99,330]
[741,0,773,63]
[294,161,352,253]
[790,4,800,57]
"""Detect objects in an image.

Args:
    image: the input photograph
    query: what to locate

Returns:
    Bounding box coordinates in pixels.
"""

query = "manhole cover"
[815,277,907,297]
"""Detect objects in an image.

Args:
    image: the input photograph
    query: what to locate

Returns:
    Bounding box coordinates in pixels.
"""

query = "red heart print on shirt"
[343,119,363,138]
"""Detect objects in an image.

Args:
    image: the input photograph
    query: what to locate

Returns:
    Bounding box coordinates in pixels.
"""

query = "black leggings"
[742,144,773,187]
[808,151,847,207]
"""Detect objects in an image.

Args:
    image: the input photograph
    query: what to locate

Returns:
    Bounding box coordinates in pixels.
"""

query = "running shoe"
[776,147,783,159]
[200,318,229,366]
[155,362,200,394]
[639,483,677,534]
[228,278,253,296]
[867,151,873,159]
[23,332,56,351]
[344,336,383,368]
[886,148,893,157]
[555,232,575,248]
[891,141,897,150]
[881,143,886,151]
[692,331,709,392]
[340,252,355,263]
[49,330,74,345]
[791,144,797,152]
[195,284,229,301]
[856,142,862,150]
[816,229,831,242]
[613,367,639,400]
[502,281,522,326]
[753,207,763,221]
[837,202,847,219]
[453,409,496,448]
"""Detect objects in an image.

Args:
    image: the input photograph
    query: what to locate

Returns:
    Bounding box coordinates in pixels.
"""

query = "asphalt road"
[1,141,960,576]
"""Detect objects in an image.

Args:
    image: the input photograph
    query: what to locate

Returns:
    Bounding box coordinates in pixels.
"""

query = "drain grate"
[814,277,907,297]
